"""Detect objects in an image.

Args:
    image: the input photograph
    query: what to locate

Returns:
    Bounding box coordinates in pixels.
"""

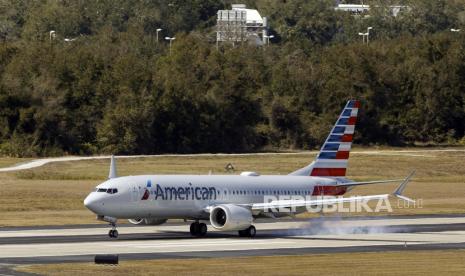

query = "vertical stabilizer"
[290,100,360,177]
[108,155,117,179]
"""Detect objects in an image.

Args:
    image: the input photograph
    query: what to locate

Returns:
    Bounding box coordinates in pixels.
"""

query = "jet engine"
[128,218,168,225]
[209,204,253,231]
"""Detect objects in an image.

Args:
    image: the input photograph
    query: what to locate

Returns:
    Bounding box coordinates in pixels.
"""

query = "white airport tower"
[216,4,269,46]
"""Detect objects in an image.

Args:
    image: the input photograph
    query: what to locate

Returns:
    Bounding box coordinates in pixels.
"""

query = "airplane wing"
[249,171,415,211]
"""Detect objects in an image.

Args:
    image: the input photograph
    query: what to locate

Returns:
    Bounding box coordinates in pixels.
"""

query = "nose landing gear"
[109,229,119,238]
[97,216,119,239]
[190,221,207,237]
[108,222,119,238]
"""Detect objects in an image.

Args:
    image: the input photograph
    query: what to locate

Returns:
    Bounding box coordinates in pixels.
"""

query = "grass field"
[0,148,464,226]
[0,157,33,168]
[16,249,465,275]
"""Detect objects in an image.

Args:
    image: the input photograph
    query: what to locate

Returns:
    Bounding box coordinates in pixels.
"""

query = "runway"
[1,215,465,265]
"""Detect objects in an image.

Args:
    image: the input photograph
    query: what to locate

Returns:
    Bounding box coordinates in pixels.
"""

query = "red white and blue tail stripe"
[290,100,360,177]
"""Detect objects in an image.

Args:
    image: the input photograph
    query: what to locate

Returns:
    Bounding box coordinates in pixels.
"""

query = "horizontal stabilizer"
[337,179,405,187]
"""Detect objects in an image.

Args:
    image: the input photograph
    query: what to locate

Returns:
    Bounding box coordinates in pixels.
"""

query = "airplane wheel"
[247,226,256,237]
[198,223,207,237]
[108,229,119,238]
[238,226,256,238]
[190,222,200,236]
[238,229,247,237]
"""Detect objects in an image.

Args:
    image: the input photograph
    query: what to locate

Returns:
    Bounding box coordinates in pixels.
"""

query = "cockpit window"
[95,188,117,193]
[106,188,118,194]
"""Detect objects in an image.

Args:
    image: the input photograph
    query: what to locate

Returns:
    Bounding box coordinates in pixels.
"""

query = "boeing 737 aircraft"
[84,100,415,238]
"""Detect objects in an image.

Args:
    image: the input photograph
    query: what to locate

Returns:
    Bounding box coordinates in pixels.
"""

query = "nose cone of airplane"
[84,193,102,214]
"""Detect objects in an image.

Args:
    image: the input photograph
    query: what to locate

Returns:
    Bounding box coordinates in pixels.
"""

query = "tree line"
[0,0,464,156]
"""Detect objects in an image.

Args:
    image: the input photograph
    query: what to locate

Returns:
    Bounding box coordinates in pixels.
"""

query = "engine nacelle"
[210,204,253,231]
[128,218,168,225]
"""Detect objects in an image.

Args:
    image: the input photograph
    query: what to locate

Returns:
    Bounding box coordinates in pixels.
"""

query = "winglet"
[392,171,415,203]
[108,155,117,179]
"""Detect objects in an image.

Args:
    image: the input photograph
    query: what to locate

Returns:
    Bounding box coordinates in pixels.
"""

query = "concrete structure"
[216,4,269,46]
[335,4,409,17]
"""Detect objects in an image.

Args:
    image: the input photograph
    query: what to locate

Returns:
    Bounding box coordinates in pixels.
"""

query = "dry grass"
[0,157,33,168]
[0,148,464,226]
[16,249,465,276]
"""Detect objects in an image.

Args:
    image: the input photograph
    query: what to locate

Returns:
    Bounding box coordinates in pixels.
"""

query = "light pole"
[358,32,367,44]
[451,28,461,33]
[156,28,162,43]
[49,30,56,42]
[165,36,175,55]
[367,27,373,44]
[263,35,274,45]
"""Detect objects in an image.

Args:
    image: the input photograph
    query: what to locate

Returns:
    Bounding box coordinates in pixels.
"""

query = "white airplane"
[84,100,414,238]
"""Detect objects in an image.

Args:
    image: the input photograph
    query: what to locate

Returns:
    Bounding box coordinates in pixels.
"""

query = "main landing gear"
[108,222,118,238]
[238,225,256,238]
[190,221,207,237]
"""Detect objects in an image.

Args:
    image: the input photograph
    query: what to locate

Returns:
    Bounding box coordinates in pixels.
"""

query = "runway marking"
[124,241,293,249]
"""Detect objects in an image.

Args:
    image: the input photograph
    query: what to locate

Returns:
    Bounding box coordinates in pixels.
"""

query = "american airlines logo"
[143,180,217,201]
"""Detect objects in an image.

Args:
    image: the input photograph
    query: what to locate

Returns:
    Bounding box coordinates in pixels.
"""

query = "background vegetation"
[0,0,464,156]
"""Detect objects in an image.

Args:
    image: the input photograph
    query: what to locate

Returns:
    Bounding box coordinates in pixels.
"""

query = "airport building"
[335,3,409,17]
[216,4,269,46]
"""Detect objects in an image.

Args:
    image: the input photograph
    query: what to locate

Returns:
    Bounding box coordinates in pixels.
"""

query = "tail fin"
[290,100,360,177]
